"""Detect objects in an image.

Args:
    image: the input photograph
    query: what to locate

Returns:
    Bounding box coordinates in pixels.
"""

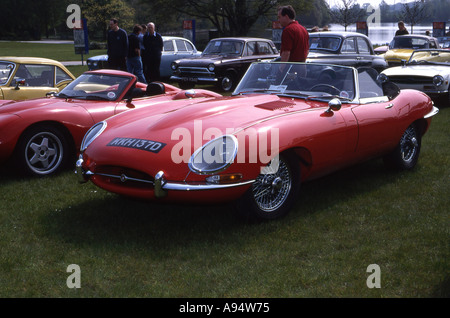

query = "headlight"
[188,135,238,175]
[433,75,444,87]
[207,63,215,72]
[80,121,107,152]
[171,62,178,70]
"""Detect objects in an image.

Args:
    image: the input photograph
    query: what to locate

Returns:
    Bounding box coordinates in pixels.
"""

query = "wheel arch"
[18,120,76,157]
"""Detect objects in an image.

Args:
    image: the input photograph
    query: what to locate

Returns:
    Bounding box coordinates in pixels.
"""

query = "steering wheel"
[310,83,341,95]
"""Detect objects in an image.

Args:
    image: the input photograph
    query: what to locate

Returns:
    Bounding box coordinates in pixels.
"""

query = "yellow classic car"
[384,35,440,67]
[0,57,75,100]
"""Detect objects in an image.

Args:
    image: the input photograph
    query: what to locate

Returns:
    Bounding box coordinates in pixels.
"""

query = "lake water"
[328,23,435,45]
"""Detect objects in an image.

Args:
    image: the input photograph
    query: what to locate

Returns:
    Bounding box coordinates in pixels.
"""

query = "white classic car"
[381,49,450,105]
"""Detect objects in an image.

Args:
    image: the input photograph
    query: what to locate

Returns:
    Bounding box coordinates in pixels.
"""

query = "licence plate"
[181,77,198,82]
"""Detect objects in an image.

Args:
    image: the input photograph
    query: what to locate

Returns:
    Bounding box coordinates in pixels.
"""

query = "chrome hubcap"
[25,132,63,174]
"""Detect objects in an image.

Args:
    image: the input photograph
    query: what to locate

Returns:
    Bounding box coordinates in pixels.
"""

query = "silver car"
[87,36,201,79]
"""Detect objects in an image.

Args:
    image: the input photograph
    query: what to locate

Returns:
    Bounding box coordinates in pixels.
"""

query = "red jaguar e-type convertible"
[0,69,220,176]
[76,62,438,220]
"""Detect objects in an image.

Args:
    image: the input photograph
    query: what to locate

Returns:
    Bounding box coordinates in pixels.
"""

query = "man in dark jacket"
[143,22,163,82]
[127,24,147,83]
[107,18,128,71]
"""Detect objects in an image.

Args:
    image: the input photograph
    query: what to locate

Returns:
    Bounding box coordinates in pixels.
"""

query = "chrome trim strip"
[163,179,255,191]
[424,106,439,119]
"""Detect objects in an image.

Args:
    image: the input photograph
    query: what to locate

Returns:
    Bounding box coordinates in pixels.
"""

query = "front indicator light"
[206,173,243,184]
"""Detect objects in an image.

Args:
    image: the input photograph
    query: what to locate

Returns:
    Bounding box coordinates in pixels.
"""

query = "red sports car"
[0,69,220,176]
[76,62,439,220]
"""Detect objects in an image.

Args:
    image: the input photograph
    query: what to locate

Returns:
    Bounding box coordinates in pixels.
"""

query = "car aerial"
[0,57,75,100]
[307,32,388,72]
[381,49,450,105]
[170,37,279,92]
[76,61,438,221]
[86,36,201,79]
[383,35,440,67]
[0,69,220,176]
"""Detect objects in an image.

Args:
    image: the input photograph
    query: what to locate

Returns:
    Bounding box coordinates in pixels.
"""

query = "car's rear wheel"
[15,124,70,176]
[383,123,421,170]
[236,153,301,221]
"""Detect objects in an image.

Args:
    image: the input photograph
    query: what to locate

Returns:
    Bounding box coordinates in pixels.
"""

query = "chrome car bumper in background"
[76,158,254,198]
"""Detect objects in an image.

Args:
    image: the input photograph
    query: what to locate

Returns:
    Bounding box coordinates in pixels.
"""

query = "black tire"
[236,153,301,221]
[15,124,70,176]
[383,123,421,170]
[218,71,236,92]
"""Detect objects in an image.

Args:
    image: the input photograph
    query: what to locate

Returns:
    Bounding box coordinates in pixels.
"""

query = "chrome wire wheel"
[383,123,421,170]
[237,153,300,221]
[24,131,64,175]
[252,158,292,213]
[399,125,419,164]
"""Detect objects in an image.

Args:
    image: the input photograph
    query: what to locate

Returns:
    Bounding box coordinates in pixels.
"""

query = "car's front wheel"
[236,153,301,221]
[218,71,237,92]
[383,123,421,170]
[15,124,70,176]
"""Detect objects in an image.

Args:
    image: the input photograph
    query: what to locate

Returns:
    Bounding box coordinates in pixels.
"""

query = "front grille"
[95,166,154,189]
[178,67,212,76]
[389,76,433,85]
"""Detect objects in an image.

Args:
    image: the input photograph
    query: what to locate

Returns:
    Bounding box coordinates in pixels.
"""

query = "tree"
[399,0,429,34]
[330,0,366,31]
[80,0,135,39]
[140,0,312,37]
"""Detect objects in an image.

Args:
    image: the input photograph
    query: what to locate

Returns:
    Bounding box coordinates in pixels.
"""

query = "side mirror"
[14,78,26,90]
[325,98,341,113]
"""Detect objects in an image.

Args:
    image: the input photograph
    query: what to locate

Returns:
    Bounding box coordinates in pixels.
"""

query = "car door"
[340,37,370,68]
[355,36,374,68]
[2,64,57,100]
[2,64,55,100]
[350,68,400,158]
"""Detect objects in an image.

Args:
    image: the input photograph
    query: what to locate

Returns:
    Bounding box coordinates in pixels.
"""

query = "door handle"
[385,103,394,109]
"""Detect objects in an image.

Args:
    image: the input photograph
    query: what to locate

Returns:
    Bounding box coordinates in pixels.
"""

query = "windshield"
[56,73,132,101]
[203,40,244,56]
[0,61,15,85]
[233,62,356,101]
[390,37,429,49]
[408,50,450,65]
[309,36,341,52]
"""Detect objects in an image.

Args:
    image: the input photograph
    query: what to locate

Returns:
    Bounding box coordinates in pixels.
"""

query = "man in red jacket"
[277,5,309,62]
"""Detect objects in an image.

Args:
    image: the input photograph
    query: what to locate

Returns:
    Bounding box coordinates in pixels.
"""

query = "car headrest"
[146,82,165,96]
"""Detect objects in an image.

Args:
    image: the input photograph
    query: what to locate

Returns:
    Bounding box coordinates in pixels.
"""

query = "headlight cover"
[433,75,444,87]
[171,62,178,70]
[189,135,238,175]
[207,63,215,72]
[80,121,107,152]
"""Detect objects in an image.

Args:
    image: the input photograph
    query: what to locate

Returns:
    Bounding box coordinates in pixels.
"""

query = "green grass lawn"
[0,107,448,298]
[0,41,448,298]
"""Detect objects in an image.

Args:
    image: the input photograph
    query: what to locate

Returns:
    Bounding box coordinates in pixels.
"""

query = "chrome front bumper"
[75,158,254,198]
[424,106,439,119]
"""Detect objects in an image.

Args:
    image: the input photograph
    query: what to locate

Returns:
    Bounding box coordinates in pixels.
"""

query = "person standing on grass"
[277,5,309,62]
[126,24,147,83]
[107,18,128,71]
[143,22,163,82]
